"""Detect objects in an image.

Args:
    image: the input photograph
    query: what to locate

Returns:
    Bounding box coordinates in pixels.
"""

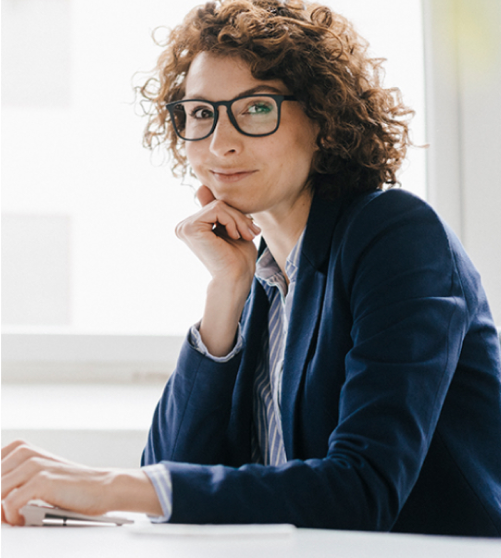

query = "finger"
[204,201,259,241]
[195,188,260,236]
[178,200,257,243]
[249,221,261,236]
[213,212,242,240]
[1,456,47,500]
[2,443,64,478]
[1,439,26,460]
[196,185,216,207]
[2,477,47,526]
[1,444,35,478]
[2,488,27,526]
[213,209,259,241]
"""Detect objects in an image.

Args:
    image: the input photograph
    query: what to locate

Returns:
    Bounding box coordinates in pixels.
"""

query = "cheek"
[283,138,317,174]
[275,120,318,172]
[185,144,207,178]
[184,144,197,167]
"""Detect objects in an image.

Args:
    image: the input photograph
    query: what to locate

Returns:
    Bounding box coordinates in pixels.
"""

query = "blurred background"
[2,0,500,467]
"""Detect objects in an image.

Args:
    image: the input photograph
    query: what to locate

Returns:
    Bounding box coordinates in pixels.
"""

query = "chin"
[209,189,256,214]
[221,198,255,215]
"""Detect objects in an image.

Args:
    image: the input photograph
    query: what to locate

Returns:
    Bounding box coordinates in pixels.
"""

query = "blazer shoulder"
[332,188,465,293]
[348,188,442,223]
[340,188,452,246]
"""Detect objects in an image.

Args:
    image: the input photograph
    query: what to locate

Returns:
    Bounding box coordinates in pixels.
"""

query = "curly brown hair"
[139,0,414,198]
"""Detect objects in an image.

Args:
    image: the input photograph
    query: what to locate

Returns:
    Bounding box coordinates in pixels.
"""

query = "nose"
[209,106,243,157]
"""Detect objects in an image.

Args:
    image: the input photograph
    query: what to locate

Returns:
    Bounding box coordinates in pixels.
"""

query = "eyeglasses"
[166,94,297,141]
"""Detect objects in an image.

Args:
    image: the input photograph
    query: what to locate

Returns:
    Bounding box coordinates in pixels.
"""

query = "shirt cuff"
[189,321,243,362]
[142,463,173,523]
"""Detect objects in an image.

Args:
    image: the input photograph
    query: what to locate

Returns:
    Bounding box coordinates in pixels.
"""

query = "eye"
[245,101,274,115]
[190,105,215,120]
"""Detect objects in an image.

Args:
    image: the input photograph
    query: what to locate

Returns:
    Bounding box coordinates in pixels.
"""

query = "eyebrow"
[183,84,285,100]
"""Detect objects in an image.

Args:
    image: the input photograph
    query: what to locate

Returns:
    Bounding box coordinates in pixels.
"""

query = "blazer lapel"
[281,193,345,458]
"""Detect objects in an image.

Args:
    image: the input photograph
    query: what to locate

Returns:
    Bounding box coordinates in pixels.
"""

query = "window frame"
[3,1,500,383]
[1,333,183,384]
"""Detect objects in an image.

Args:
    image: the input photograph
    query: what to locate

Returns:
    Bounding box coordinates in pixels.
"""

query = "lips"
[210,169,257,183]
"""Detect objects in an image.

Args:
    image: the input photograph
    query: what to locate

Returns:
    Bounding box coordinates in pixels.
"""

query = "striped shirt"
[251,233,303,465]
[143,232,304,520]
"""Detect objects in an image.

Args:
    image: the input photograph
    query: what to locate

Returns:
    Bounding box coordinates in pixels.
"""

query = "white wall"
[423,0,501,324]
[1,0,426,336]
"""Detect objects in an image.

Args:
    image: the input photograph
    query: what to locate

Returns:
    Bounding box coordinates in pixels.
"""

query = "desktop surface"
[2,515,501,558]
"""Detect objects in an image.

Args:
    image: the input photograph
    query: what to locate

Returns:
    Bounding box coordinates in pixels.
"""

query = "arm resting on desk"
[1,440,163,526]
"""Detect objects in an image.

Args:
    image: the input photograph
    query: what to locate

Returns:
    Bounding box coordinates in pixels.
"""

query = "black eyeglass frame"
[166,94,297,141]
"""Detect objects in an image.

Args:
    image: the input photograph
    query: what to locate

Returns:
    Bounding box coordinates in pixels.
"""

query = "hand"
[176,186,261,356]
[1,440,162,526]
[176,185,260,287]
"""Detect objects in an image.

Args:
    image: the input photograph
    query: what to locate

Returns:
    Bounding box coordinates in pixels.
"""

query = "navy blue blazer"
[143,189,501,537]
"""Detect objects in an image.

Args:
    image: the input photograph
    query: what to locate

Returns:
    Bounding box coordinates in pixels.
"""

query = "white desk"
[2,516,501,558]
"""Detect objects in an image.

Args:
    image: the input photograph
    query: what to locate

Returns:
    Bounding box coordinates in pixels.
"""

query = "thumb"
[196,185,216,207]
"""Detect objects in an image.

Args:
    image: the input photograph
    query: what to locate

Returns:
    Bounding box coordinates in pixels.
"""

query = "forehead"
[184,52,286,99]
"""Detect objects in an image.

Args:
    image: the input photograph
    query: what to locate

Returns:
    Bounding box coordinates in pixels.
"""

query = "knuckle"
[212,199,226,211]
[29,469,53,490]
[11,440,29,453]
[26,456,44,470]
[15,445,34,461]
[36,469,51,481]
[176,217,203,240]
[175,220,188,238]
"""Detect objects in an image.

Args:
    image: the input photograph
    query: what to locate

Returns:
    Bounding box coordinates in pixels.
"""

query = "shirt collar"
[255,230,305,294]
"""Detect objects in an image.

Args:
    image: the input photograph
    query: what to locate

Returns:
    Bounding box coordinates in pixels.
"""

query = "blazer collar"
[300,190,348,271]
[256,190,344,270]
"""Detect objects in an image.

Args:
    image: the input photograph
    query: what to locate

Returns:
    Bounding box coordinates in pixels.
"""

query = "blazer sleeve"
[142,337,244,466]
[143,191,489,531]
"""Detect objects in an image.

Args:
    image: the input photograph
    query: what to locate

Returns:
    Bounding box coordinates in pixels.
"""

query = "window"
[2,0,426,337]
[2,0,71,107]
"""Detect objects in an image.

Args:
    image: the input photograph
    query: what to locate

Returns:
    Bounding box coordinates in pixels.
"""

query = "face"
[182,52,319,219]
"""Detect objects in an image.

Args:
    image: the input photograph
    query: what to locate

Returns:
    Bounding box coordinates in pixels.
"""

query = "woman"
[2,0,501,537]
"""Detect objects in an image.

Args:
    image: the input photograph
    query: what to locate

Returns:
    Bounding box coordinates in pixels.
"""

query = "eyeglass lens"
[171,96,279,140]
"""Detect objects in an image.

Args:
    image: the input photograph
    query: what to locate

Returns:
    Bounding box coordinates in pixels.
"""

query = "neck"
[253,189,313,283]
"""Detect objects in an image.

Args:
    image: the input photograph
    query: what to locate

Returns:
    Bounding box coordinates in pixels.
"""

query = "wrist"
[207,275,252,307]
[210,267,254,293]
[108,469,163,516]
[199,278,251,357]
